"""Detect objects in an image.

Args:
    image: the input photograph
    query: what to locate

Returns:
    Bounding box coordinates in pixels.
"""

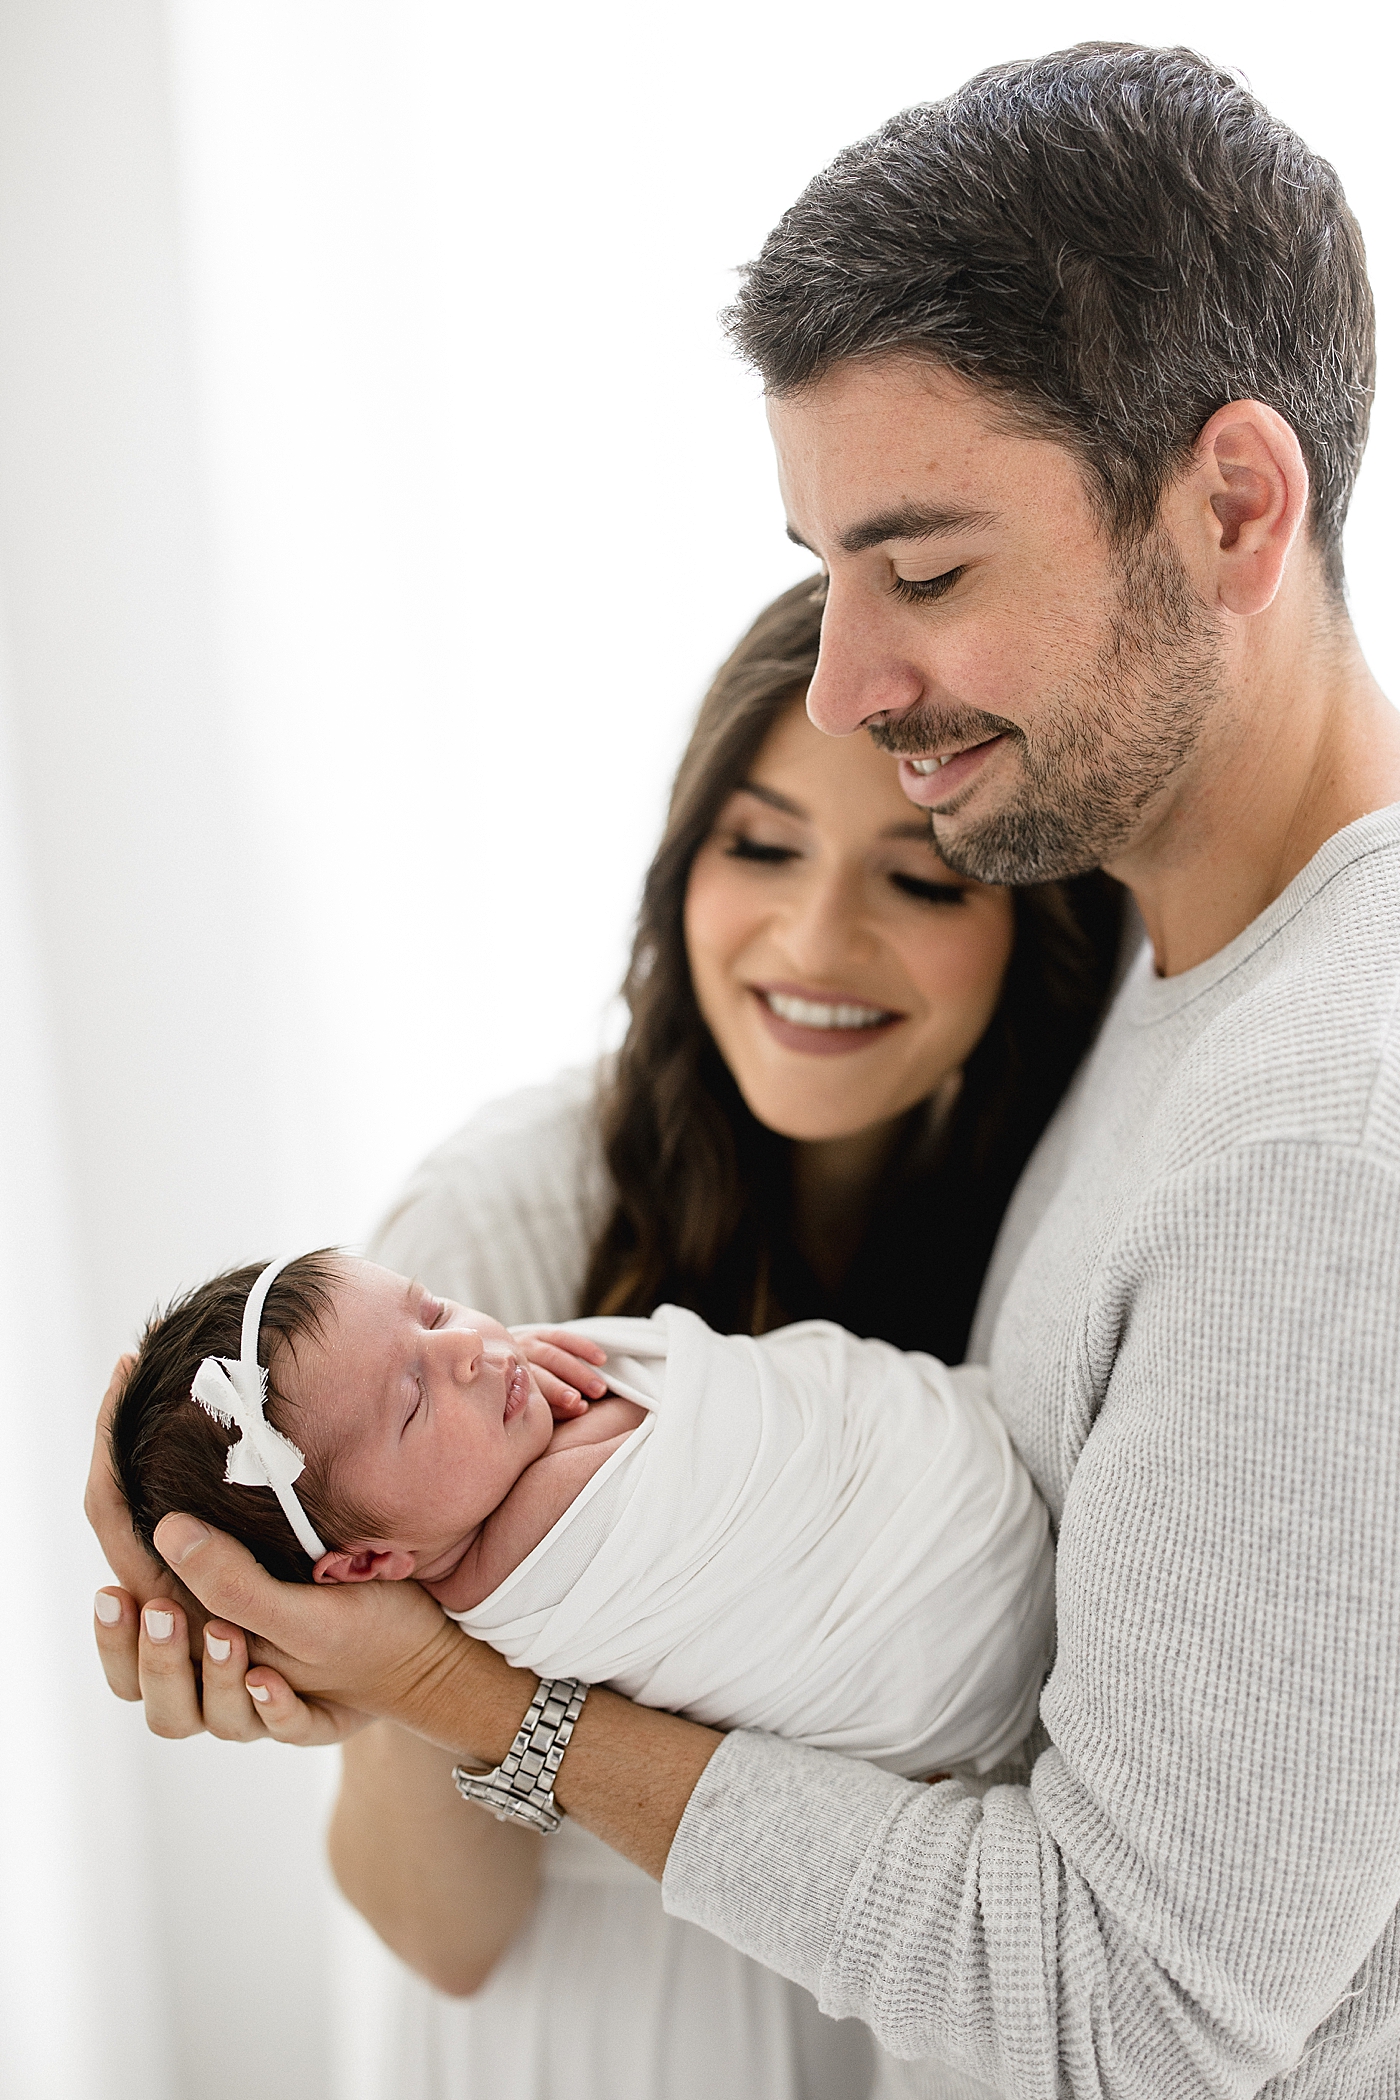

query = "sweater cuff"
[661,1729,920,1989]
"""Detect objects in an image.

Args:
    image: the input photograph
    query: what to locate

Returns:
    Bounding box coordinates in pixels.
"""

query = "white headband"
[188,1254,327,1562]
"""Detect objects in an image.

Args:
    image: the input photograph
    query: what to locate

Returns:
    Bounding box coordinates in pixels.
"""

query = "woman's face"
[684,700,1015,1143]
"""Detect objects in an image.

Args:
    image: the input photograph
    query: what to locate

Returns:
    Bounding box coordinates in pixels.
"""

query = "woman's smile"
[749,981,903,1057]
[685,698,1015,1141]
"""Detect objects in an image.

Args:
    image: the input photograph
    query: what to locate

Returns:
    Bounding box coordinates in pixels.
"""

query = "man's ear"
[311,1545,416,1586]
[1186,399,1310,617]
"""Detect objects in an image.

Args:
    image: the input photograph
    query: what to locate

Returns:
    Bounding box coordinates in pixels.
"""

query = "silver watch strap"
[452,1677,588,1834]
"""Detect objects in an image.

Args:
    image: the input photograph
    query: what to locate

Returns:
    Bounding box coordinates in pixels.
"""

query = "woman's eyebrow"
[736,781,808,818]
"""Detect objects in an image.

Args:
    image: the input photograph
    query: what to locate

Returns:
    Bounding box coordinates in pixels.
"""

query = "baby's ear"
[312,1546,416,1586]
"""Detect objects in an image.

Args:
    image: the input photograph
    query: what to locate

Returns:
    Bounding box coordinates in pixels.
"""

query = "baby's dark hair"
[110,1251,383,1585]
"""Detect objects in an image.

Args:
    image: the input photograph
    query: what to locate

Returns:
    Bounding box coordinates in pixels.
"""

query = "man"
[91,44,1400,2096]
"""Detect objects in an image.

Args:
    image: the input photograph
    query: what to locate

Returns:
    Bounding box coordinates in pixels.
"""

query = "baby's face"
[275,1257,554,1582]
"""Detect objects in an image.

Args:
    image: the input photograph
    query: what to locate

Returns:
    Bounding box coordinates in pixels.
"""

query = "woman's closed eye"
[891,566,965,607]
[889,871,970,907]
[722,833,799,866]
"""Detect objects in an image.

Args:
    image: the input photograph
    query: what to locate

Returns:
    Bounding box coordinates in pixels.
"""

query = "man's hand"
[512,1325,610,1418]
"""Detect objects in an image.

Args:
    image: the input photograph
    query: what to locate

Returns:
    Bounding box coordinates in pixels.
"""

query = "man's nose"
[805,581,924,738]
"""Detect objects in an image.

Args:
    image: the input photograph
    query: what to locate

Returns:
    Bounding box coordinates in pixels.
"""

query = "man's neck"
[1108,602,1400,977]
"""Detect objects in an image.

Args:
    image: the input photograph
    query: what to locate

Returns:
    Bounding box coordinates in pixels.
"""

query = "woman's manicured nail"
[144,1608,175,1643]
[154,1515,209,1565]
[205,1631,232,1663]
[247,1682,270,1704]
[94,1591,122,1626]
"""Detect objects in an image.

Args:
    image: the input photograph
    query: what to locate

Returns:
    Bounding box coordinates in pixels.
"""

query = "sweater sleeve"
[662,1141,1400,2097]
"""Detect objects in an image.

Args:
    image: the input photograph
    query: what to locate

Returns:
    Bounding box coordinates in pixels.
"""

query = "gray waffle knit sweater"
[663,805,1400,2098]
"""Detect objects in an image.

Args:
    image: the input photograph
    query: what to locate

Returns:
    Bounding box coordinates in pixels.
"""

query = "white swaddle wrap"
[451,1306,1055,1776]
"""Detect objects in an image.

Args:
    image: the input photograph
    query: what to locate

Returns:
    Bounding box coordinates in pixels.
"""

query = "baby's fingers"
[516,1325,607,1364]
[532,1365,591,1419]
[518,1331,608,1401]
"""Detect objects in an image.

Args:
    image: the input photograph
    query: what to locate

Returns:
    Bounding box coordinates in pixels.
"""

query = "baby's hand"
[512,1325,610,1418]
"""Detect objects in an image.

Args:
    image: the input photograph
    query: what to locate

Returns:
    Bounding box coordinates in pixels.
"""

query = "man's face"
[768,356,1224,884]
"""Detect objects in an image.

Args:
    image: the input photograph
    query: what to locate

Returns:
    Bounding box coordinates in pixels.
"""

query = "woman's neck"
[791,1076,961,1293]
[789,1130,890,1292]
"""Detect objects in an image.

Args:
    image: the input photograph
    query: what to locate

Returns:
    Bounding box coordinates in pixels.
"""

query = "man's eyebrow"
[736,781,808,819]
[786,505,996,557]
[839,504,997,554]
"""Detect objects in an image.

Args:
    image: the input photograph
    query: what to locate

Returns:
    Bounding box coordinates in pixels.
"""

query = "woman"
[322,576,1122,2098]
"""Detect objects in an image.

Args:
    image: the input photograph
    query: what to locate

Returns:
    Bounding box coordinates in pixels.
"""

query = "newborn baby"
[113,1250,1054,1777]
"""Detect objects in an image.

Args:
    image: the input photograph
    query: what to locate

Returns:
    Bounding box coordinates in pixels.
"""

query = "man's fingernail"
[205,1631,232,1663]
[144,1609,175,1643]
[247,1682,270,1704]
[154,1515,209,1565]
[94,1592,122,1626]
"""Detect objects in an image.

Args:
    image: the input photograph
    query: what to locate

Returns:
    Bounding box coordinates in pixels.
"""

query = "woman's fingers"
[154,1512,472,1723]
[241,1667,374,1747]
[94,1585,372,1747]
[198,1619,273,1742]
[135,1598,208,1739]
[87,1354,210,1647]
[86,1354,163,1597]
[93,1587,143,1701]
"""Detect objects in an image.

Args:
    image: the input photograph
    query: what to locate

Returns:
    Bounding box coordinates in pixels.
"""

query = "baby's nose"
[446,1326,485,1381]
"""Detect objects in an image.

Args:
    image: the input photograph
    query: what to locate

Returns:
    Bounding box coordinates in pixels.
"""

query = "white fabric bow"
[187,1255,327,1561]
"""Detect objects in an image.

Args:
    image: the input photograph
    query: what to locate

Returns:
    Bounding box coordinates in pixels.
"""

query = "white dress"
[364,1066,875,2100]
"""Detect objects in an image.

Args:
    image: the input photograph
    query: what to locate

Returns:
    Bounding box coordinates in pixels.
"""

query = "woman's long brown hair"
[580,577,1123,1360]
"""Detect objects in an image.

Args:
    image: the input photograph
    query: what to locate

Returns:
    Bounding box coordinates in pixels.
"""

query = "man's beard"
[870,528,1223,885]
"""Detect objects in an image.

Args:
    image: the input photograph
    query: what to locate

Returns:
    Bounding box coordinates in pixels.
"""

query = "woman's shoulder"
[367,1062,614,1322]
[417,1062,605,1172]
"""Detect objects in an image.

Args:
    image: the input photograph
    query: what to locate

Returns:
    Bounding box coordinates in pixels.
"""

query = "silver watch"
[452,1677,589,1834]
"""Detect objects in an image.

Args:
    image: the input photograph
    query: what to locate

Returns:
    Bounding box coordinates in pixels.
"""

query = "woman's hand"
[153,1514,721,1882]
[86,1354,371,1745]
[512,1325,610,1418]
[94,1584,374,1745]
[149,1513,537,1764]
[86,1353,203,1628]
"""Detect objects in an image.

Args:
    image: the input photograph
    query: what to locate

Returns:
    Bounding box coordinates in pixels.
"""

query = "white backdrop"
[1,2,1394,2095]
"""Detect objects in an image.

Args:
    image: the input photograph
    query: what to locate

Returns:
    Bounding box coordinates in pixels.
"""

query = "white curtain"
[0,7,348,2095]
[1,4,1394,2097]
